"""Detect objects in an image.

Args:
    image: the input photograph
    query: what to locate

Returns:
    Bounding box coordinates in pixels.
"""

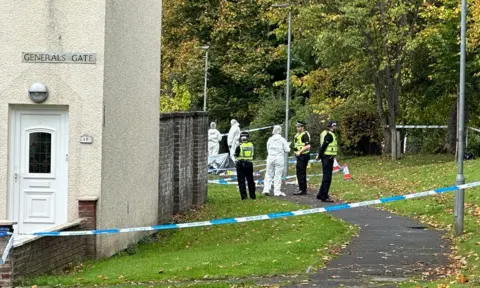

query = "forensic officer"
[228,119,241,161]
[235,131,256,200]
[293,121,311,195]
[208,122,222,156]
[315,121,338,202]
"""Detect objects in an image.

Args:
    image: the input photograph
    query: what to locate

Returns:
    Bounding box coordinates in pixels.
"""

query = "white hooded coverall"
[263,125,291,196]
[208,122,222,156]
[227,119,241,161]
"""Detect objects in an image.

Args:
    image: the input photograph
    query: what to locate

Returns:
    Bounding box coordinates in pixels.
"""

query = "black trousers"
[318,156,334,200]
[236,160,256,200]
[296,154,310,192]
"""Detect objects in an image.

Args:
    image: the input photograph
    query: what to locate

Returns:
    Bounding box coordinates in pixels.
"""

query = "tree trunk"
[390,123,398,160]
[373,74,390,155]
[383,129,391,154]
[444,100,457,154]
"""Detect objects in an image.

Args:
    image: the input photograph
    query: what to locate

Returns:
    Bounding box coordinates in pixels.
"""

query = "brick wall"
[10,225,87,280]
[159,112,208,218]
[0,201,97,286]
[192,114,209,205]
[0,224,14,288]
[78,199,97,259]
[158,117,175,222]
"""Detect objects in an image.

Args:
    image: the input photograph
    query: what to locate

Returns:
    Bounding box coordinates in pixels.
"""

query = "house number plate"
[80,135,93,144]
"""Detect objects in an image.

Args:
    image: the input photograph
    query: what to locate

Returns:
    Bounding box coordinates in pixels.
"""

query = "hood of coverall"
[272,125,282,135]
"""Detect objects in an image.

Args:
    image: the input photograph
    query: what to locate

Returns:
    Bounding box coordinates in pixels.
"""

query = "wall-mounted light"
[28,83,48,103]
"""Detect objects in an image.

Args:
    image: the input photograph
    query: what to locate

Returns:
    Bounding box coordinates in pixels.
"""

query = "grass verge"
[25,185,355,287]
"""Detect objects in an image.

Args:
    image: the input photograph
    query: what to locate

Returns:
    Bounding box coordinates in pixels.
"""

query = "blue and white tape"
[0,234,14,265]
[208,167,237,172]
[209,174,323,185]
[209,179,265,185]
[208,180,237,185]
[469,127,480,133]
[208,165,266,173]
[220,125,280,137]
[289,159,321,164]
[3,182,477,238]
[386,125,448,129]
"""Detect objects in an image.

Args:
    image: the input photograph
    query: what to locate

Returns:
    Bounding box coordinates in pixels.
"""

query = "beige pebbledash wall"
[0,0,162,258]
[0,1,106,221]
[97,0,161,258]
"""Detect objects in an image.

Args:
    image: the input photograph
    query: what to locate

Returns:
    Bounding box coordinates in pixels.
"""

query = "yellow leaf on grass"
[457,274,469,283]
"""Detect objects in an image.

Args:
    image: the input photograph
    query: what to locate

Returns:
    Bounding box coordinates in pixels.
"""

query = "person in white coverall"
[208,122,222,156]
[262,125,291,197]
[227,119,241,161]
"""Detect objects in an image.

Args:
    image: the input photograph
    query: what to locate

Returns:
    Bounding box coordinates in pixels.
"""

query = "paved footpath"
[279,190,450,288]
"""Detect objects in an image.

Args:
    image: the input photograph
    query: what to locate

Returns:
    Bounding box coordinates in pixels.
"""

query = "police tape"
[209,174,324,185]
[385,125,447,129]
[469,127,480,133]
[209,154,319,169]
[395,125,448,129]
[0,234,14,265]
[0,181,474,239]
[289,159,321,164]
[208,164,266,172]
[220,125,281,137]
[208,180,238,185]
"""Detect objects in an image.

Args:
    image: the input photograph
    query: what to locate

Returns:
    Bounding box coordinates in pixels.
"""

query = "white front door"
[10,109,68,234]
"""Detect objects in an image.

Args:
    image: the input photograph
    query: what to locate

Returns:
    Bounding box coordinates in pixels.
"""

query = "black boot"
[293,190,307,196]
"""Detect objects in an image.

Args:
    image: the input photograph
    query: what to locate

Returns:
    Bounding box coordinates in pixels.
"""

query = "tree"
[402,0,480,153]
[300,0,421,159]
[160,81,192,112]
[161,0,480,157]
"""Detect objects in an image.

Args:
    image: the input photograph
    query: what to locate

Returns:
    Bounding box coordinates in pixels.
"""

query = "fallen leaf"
[457,274,468,283]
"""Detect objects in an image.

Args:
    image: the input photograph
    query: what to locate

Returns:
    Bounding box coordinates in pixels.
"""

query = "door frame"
[8,105,69,231]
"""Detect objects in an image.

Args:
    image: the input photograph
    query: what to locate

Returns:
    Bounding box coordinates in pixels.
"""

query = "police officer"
[315,121,338,202]
[235,132,256,200]
[293,121,311,195]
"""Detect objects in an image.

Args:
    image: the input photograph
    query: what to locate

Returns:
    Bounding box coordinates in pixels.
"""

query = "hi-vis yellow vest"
[294,131,310,154]
[237,142,254,160]
[320,130,338,156]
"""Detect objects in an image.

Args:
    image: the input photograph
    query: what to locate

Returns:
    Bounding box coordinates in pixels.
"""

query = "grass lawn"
[25,185,355,287]
[303,154,480,287]
[97,282,262,288]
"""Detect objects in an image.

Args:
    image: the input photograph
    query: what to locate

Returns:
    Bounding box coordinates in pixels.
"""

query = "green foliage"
[332,102,382,155]
[467,130,480,156]
[249,94,313,158]
[161,0,480,157]
[160,80,192,112]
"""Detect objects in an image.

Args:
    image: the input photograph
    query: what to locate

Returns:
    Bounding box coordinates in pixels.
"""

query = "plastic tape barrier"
[220,124,281,137]
[0,234,14,265]
[1,182,477,238]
